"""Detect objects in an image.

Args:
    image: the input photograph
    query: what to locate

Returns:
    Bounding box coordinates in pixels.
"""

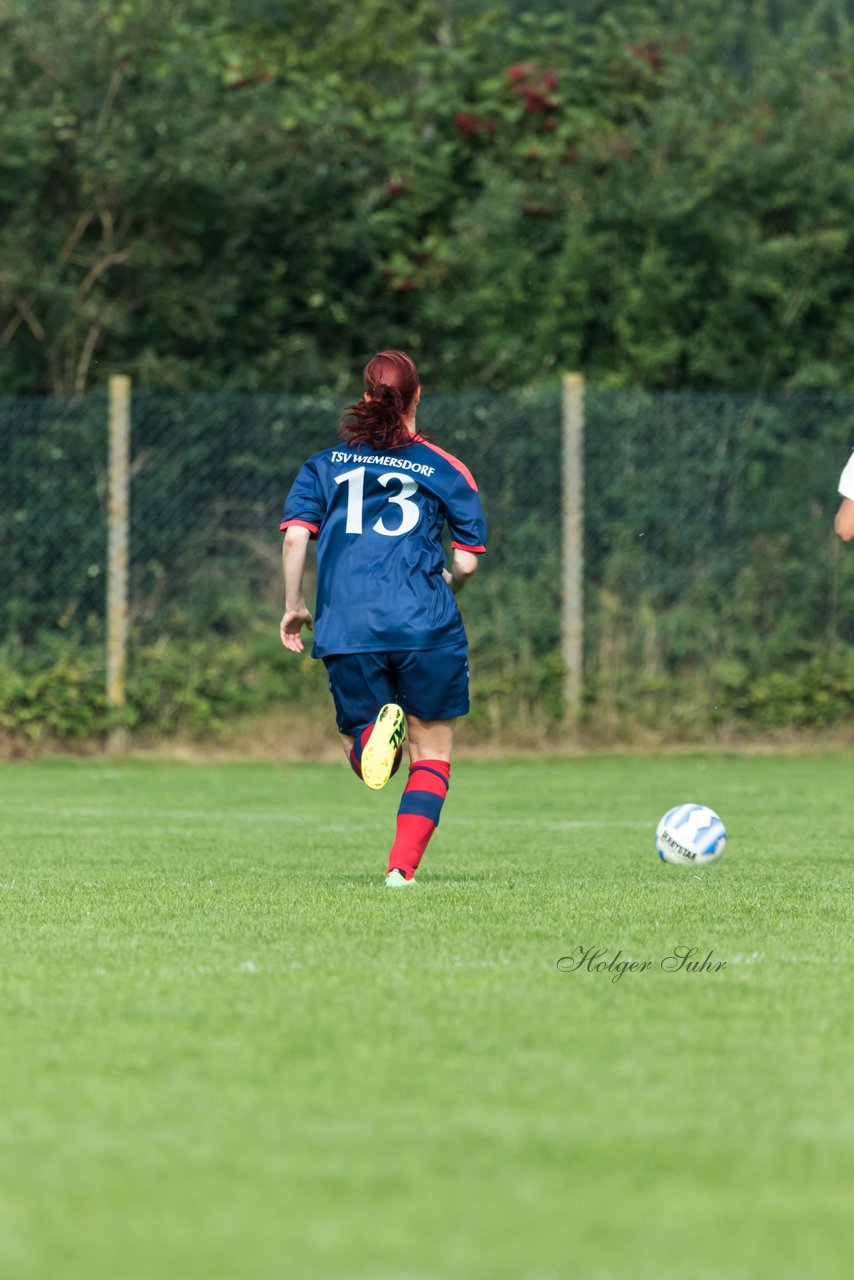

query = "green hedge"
[0,631,326,745]
[4,633,854,749]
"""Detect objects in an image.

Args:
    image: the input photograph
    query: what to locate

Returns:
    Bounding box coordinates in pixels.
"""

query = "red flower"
[455,112,480,137]
[395,279,416,292]
[521,88,551,114]
[454,113,496,138]
[518,84,558,114]
[507,65,531,83]
[385,179,408,197]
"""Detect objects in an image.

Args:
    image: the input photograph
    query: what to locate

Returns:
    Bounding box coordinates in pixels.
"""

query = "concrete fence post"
[106,375,131,753]
[561,373,585,724]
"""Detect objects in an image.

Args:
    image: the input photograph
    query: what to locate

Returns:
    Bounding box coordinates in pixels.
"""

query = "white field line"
[2,804,649,830]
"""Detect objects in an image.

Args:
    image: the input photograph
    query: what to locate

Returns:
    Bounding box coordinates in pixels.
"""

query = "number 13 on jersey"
[334,466,421,538]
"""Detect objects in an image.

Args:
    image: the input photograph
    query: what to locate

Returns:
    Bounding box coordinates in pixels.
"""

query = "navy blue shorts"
[323,645,470,737]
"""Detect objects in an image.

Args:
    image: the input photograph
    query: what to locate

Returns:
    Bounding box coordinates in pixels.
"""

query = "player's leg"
[359,703,406,789]
[407,715,455,763]
[322,653,403,785]
[384,644,468,885]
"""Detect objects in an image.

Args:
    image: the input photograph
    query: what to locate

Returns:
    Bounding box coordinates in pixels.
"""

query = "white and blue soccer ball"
[656,803,727,866]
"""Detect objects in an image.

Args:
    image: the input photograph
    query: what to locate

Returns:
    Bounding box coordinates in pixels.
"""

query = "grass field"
[0,752,851,1280]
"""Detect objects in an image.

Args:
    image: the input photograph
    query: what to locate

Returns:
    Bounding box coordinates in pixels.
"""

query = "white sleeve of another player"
[839,453,854,499]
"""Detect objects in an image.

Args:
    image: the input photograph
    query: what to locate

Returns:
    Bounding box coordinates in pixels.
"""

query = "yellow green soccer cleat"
[361,703,406,791]
[385,869,416,888]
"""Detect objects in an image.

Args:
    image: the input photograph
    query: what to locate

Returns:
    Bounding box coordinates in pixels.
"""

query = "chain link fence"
[2,386,854,739]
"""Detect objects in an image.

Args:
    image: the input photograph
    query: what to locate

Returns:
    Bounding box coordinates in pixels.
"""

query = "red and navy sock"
[386,759,450,879]
[348,722,403,780]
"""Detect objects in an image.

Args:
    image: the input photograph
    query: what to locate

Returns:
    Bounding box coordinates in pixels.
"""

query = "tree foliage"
[3,0,854,393]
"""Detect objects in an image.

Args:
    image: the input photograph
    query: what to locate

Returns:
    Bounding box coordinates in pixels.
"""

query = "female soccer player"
[278,350,487,887]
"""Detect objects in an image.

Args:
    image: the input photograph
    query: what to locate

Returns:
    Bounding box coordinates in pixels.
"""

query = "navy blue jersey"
[280,435,487,658]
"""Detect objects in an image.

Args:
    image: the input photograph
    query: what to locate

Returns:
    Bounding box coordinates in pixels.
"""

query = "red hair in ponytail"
[339,350,420,449]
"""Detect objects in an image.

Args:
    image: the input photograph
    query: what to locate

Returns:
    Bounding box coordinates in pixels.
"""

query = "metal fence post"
[562,372,585,724]
[107,375,131,752]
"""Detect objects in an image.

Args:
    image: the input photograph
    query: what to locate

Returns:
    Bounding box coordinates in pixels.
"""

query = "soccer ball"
[656,803,727,866]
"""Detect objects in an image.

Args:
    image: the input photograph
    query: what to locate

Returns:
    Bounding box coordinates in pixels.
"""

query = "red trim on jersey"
[451,541,486,554]
[280,518,319,539]
[418,439,479,491]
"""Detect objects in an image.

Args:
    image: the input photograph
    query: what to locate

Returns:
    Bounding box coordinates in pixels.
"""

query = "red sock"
[348,725,372,778]
[348,723,402,780]
[387,759,450,879]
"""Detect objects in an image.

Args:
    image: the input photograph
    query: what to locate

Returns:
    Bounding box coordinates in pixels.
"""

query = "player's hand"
[280,607,313,653]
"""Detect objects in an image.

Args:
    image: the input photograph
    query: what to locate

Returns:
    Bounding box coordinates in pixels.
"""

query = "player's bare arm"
[834,497,854,542]
[442,548,479,594]
[280,525,313,652]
